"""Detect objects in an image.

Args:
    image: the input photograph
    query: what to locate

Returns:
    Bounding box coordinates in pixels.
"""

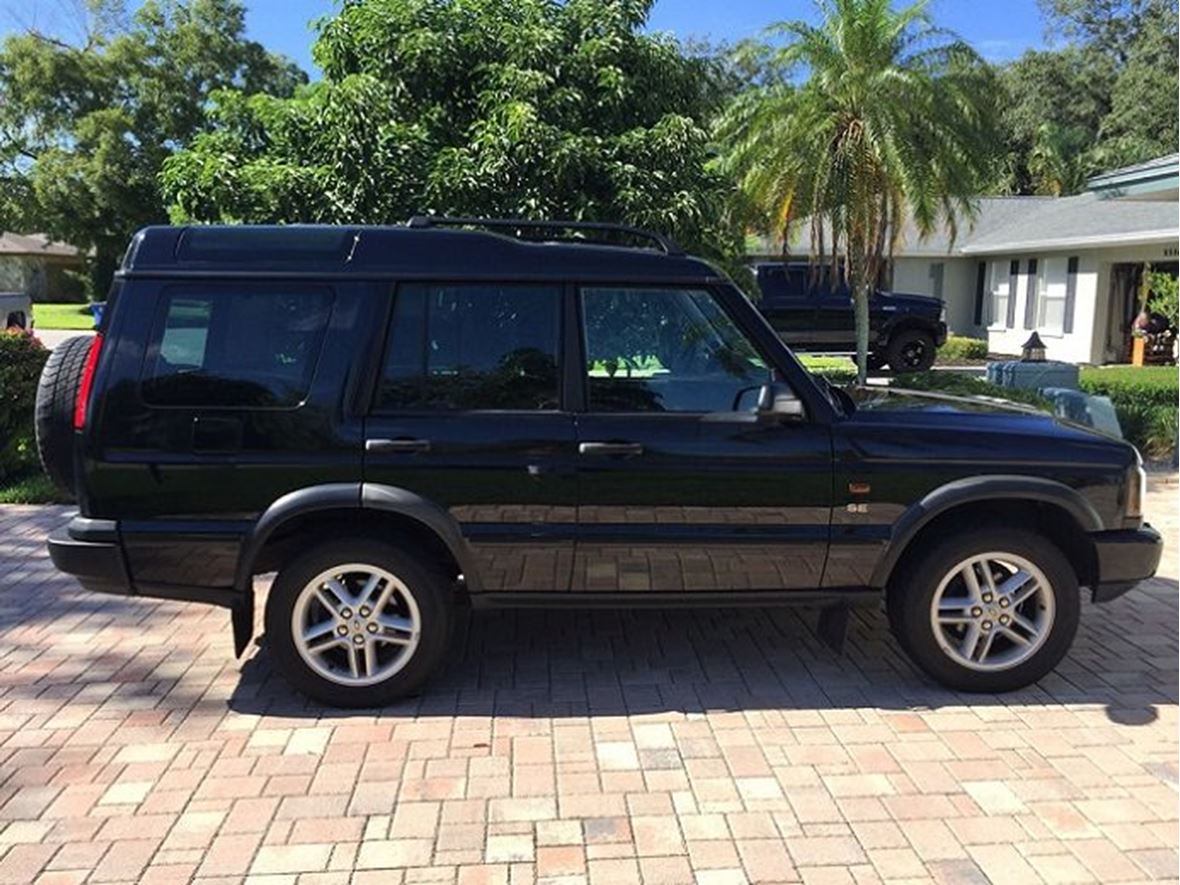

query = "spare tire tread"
[34,335,93,495]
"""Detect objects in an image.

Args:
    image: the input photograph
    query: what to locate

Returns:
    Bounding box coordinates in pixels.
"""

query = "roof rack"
[406,215,684,256]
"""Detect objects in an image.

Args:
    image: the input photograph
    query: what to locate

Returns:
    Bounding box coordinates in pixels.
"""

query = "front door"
[573,285,832,593]
[363,281,576,592]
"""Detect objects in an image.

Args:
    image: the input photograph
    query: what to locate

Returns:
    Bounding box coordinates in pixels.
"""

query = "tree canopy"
[0,0,304,294]
[998,0,1178,194]
[717,0,999,381]
[161,0,743,263]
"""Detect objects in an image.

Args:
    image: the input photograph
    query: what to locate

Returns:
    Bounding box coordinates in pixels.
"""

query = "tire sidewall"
[886,329,936,372]
[264,539,453,707]
[891,529,1080,692]
[34,334,93,494]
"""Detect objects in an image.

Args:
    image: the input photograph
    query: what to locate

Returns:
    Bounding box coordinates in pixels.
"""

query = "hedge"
[0,331,49,482]
[1079,366,1178,408]
[937,335,988,362]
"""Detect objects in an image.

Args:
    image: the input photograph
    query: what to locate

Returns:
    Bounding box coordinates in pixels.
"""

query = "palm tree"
[718,0,999,383]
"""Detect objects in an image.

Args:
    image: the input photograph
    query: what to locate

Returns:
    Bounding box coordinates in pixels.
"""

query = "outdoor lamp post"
[1021,332,1047,362]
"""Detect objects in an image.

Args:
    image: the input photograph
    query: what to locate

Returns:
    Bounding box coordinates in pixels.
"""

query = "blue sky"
[6,0,1050,73]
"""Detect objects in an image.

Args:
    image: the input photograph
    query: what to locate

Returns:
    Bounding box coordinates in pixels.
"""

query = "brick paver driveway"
[1,481,1176,884]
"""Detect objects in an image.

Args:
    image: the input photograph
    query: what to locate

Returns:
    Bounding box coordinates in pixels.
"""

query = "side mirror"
[757,383,806,420]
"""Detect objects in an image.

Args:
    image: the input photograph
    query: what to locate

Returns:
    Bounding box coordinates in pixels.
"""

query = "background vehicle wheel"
[885,329,936,372]
[888,529,1079,692]
[264,538,453,707]
[866,352,886,371]
[34,335,93,494]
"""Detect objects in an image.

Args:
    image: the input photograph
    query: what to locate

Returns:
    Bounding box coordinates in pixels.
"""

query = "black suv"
[39,220,1161,707]
[755,261,947,371]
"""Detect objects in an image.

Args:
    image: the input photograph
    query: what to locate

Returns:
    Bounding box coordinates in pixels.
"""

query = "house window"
[1023,258,1039,329]
[990,260,1014,328]
[929,262,944,299]
[1037,258,1069,335]
[1063,256,1079,333]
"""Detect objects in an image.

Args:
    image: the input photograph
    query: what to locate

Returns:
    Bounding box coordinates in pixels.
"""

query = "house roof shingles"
[754,192,1178,258]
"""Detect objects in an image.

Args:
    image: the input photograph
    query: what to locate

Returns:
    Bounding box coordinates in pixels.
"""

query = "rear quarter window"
[141,285,333,408]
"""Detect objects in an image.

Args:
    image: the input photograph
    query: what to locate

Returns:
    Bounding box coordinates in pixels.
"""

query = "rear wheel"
[34,335,93,494]
[264,538,453,707]
[885,329,936,372]
[889,529,1080,692]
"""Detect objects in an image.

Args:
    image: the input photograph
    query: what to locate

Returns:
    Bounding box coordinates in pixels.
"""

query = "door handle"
[365,438,431,454]
[578,441,644,456]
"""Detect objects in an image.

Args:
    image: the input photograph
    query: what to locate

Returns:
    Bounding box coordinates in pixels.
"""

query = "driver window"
[581,287,771,413]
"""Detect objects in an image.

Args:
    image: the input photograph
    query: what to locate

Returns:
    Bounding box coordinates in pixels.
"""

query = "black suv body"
[42,222,1161,705]
[755,261,947,371]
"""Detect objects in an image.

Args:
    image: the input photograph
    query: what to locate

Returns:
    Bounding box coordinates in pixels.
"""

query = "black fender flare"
[869,474,1103,588]
[229,482,479,656]
[234,481,480,592]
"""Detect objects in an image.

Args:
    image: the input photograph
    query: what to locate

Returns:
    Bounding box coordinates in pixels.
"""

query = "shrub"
[891,371,1052,410]
[1079,366,1178,408]
[799,355,857,386]
[937,335,988,362]
[0,331,49,482]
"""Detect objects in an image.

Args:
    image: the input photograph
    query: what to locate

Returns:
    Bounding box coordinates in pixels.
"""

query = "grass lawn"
[798,354,855,371]
[33,303,96,330]
[0,472,72,505]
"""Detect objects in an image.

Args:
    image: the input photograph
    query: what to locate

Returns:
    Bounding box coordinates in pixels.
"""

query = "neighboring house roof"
[957,191,1177,254]
[750,159,1180,259]
[1086,153,1179,200]
[0,232,83,259]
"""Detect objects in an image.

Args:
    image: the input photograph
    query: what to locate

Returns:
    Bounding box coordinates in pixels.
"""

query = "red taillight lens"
[73,334,104,430]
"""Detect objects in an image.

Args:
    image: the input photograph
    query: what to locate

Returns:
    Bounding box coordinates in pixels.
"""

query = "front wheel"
[264,539,453,707]
[889,529,1080,692]
[885,329,936,372]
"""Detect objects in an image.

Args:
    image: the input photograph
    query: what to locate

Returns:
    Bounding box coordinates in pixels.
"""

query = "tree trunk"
[853,280,871,385]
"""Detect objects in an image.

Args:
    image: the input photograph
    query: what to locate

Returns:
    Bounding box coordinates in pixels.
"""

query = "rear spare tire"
[34,335,93,494]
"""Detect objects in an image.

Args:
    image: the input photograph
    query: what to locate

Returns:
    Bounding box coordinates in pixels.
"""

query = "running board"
[468,589,879,611]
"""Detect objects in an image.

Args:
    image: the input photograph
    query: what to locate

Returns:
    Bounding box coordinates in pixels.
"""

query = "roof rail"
[406,215,684,256]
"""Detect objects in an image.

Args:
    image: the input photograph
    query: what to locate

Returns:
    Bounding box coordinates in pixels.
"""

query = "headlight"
[1125,458,1146,522]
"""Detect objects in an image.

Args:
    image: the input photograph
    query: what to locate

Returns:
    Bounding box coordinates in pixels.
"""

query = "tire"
[264,538,454,707]
[885,328,936,372]
[866,352,886,371]
[888,528,1080,692]
[34,335,93,495]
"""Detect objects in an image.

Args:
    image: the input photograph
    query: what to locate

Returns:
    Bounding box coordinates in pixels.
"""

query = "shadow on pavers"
[222,591,1177,725]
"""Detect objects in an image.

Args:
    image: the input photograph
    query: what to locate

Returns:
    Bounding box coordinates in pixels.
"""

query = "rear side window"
[142,286,332,408]
[377,282,560,411]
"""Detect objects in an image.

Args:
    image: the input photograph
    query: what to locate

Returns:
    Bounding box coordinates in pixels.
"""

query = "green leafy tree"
[717,0,999,383]
[0,0,304,295]
[996,0,1178,192]
[161,0,743,265]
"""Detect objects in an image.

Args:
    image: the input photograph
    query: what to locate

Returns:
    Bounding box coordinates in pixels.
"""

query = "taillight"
[73,334,104,430]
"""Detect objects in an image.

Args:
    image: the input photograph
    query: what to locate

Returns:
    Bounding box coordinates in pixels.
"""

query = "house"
[751,154,1180,365]
[0,232,86,301]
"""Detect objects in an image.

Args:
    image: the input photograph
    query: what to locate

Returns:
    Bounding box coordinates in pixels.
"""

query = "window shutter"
[973,262,986,325]
[1063,256,1079,334]
[1006,260,1019,328]
[1023,258,1038,329]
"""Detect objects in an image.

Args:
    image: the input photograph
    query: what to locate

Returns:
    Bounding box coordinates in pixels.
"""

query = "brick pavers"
[0,481,1176,884]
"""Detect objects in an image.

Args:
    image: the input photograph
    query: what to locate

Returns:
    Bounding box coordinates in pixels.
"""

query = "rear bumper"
[47,515,242,608]
[1091,524,1164,602]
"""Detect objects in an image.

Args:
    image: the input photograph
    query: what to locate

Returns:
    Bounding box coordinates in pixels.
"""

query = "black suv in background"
[755,261,947,371]
[39,220,1160,707]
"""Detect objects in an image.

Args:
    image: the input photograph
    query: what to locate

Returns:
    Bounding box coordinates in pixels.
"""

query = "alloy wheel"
[929,552,1055,672]
[290,563,421,687]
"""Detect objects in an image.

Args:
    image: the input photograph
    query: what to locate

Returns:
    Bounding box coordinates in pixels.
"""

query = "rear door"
[362,281,577,592]
[90,279,364,590]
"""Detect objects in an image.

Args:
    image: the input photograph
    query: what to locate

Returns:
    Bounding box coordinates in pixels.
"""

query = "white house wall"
[889,256,981,336]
